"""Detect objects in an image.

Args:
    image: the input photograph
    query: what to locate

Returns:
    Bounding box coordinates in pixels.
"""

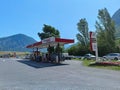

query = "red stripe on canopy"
[55,38,74,44]
[26,37,74,48]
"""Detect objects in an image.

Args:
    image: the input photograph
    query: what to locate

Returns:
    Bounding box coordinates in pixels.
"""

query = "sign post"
[90,32,99,62]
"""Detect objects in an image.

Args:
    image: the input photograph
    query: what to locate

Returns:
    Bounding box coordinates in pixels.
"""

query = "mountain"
[112,9,120,38]
[0,34,37,51]
[112,9,120,26]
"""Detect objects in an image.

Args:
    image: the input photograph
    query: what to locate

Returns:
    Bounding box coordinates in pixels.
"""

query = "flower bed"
[90,61,120,66]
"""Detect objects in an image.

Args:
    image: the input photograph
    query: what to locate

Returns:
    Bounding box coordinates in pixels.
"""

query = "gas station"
[26,37,74,63]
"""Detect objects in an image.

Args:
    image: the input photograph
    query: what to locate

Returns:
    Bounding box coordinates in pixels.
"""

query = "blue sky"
[0,0,120,42]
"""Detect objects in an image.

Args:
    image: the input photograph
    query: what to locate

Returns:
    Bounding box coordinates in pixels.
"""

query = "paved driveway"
[0,58,120,90]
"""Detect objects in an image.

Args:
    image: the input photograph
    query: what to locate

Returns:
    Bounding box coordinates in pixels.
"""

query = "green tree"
[38,24,61,54]
[38,24,60,40]
[67,44,78,55]
[95,8,116,56]
[67,43,91,56]
[76,18,89,46]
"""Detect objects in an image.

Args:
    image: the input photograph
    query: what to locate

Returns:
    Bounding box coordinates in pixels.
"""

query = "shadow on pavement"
[17,60,69,69]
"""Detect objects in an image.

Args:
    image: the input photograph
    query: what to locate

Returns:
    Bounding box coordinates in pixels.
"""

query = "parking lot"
[0,58,120,90]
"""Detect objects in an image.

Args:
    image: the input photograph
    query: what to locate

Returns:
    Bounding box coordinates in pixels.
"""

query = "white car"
[82,53,96,60]
[103,53,120,60]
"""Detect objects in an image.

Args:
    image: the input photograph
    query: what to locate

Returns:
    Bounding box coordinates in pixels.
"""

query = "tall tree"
[38,24,60,40]
[95,8,116,55]
[38,24,61,54]
[76,18,89,46]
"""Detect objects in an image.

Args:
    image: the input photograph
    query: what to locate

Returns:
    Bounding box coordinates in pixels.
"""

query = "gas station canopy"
[26,37,74,49]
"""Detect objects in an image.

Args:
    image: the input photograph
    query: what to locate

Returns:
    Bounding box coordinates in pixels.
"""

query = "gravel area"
[0,58,120,90]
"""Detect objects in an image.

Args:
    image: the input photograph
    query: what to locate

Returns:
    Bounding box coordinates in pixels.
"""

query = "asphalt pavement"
[0,58,120,90]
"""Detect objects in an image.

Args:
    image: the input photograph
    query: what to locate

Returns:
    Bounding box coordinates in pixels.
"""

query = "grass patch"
[82,60,94,66]
[82,59,120,71]
[0,51,29,57]
[72,58,81,61]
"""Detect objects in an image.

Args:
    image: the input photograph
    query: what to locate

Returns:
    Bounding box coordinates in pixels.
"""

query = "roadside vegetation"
[82,59,120,71]
[67,8,120,71]
[72,57,120,71]
[66,8,120,57]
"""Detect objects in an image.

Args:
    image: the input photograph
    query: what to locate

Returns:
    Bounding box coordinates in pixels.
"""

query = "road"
[0,58,120,90]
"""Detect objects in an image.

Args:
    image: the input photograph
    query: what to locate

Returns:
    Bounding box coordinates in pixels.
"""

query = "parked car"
[62,53,74,60]
[103,53,120,60]
[82,53,96,60]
